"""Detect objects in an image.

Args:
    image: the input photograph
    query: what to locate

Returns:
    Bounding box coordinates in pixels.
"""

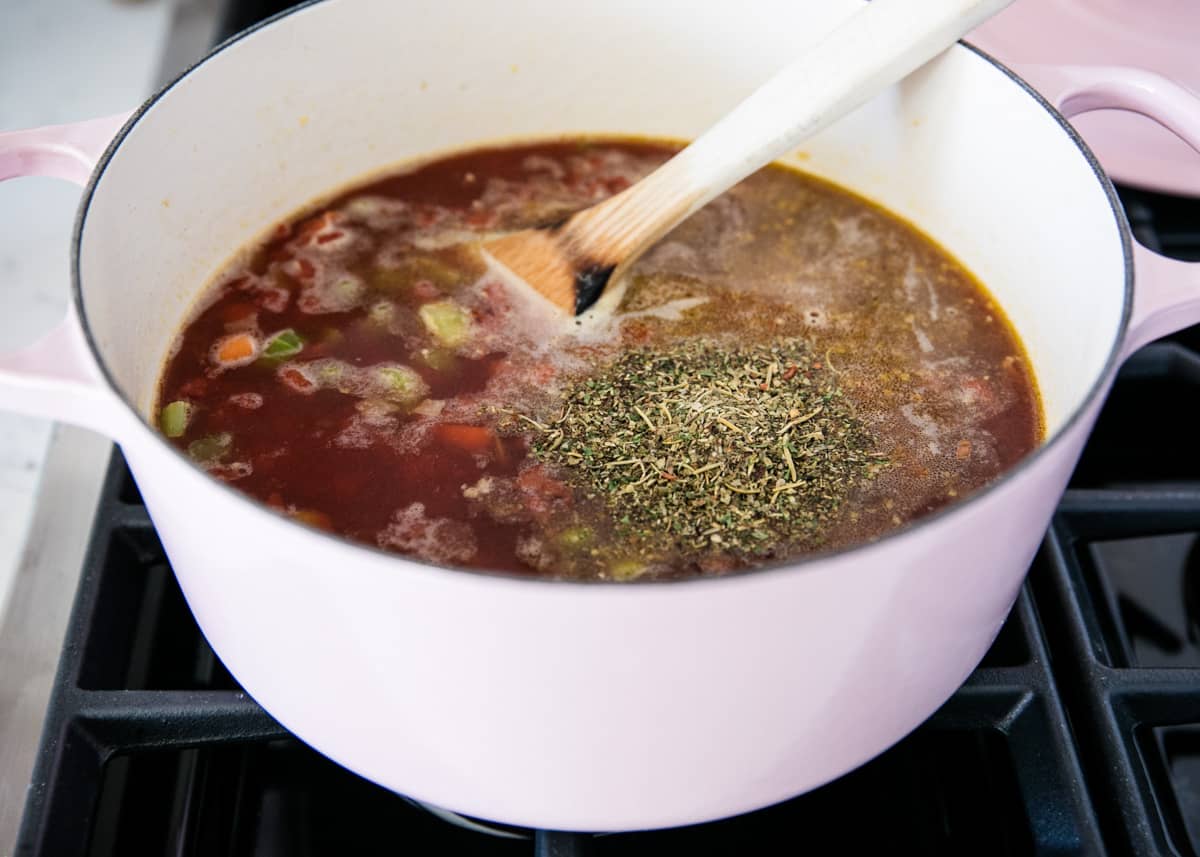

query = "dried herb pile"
[522,337,886,557]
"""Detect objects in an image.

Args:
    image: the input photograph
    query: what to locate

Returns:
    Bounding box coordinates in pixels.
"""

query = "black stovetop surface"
[15,4,1200,855]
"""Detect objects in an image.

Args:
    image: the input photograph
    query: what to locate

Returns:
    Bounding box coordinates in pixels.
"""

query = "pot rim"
[69,0,1135,588]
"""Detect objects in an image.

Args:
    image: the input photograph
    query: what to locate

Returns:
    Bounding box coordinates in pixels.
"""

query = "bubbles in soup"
[155,139,1042,581]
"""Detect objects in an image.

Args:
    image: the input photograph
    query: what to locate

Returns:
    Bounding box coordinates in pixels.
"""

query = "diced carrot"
[215,333,257,364]
[436,423,496,454]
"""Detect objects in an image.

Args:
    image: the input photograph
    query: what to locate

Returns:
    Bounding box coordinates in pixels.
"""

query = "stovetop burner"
[13,4,1200,854]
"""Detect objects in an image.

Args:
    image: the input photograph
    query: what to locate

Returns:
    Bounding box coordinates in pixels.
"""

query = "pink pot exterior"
[120,390,1106,829]
[968,0,1200,196]
[3,0,1200,833]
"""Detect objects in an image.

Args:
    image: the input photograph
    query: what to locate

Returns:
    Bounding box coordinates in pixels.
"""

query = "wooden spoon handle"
[565,0,1013,265]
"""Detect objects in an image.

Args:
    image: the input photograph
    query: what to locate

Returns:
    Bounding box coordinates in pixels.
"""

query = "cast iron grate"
[1035,493,1200,856]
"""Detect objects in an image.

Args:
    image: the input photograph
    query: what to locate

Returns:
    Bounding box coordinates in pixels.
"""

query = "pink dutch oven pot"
[2,0,1200,833]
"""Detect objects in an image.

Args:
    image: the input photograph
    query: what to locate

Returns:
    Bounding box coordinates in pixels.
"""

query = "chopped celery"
[368,301,396,327]
[557,526,594,551]
[313,359,346,384]
[418,299,472,347]
[262,328,304,359]
[609,558,647,582]
[373,364,428,404]
[159,400,192,438]
[334,277,364,302]
[418,346,458,373]
[406,256,464,288]
[187,432,232,464]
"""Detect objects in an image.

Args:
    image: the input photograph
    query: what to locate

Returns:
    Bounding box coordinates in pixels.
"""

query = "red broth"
[156,139,1042,580]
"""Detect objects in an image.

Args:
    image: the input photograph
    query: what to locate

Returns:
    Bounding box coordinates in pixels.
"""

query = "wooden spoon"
[483,0,1012,315]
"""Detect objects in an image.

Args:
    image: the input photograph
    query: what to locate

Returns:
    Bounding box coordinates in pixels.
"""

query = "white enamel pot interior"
[5,0,1200,833]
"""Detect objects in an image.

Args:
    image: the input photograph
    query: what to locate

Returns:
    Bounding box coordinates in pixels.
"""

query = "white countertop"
[0,0,172,619]
[0,2,222,851]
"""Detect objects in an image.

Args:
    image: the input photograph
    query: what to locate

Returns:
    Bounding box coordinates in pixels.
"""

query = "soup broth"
[156,139,1042,580]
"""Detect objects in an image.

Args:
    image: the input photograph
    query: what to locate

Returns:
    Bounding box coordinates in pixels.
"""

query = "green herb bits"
[520,338,887,557]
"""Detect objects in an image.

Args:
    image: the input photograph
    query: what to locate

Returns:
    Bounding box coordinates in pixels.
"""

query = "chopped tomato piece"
[435,423,496,454]
[516,464,573,520]
[412,279,443,301]
[414,207,444,228]
[221,302,257,324]
[253,285,290,313]
[528,362,556,385]
[960,377,996,409]
[294,211,338,245]
[464,208,497,228]
[279,367,316,392]
[179,377,209,398]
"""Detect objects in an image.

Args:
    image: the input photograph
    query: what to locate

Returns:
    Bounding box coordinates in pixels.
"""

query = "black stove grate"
[14,2,1200,851]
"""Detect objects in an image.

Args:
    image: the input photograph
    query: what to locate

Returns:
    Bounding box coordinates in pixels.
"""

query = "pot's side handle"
[1015,64,1200,358]
[0,112,133,437]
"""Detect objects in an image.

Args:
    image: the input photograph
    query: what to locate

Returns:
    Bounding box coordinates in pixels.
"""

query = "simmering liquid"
[156,140,1042,580]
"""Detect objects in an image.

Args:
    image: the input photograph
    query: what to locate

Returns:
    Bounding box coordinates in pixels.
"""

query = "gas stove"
[11,4,1200,854]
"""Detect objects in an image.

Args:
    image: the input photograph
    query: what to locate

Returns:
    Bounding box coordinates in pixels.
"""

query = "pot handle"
[1013,64,1200,358]
[0,112,132,437]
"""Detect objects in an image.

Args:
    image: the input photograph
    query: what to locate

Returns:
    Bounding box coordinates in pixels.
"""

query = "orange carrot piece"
[216,333,257,364]
[436,423,496,454]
